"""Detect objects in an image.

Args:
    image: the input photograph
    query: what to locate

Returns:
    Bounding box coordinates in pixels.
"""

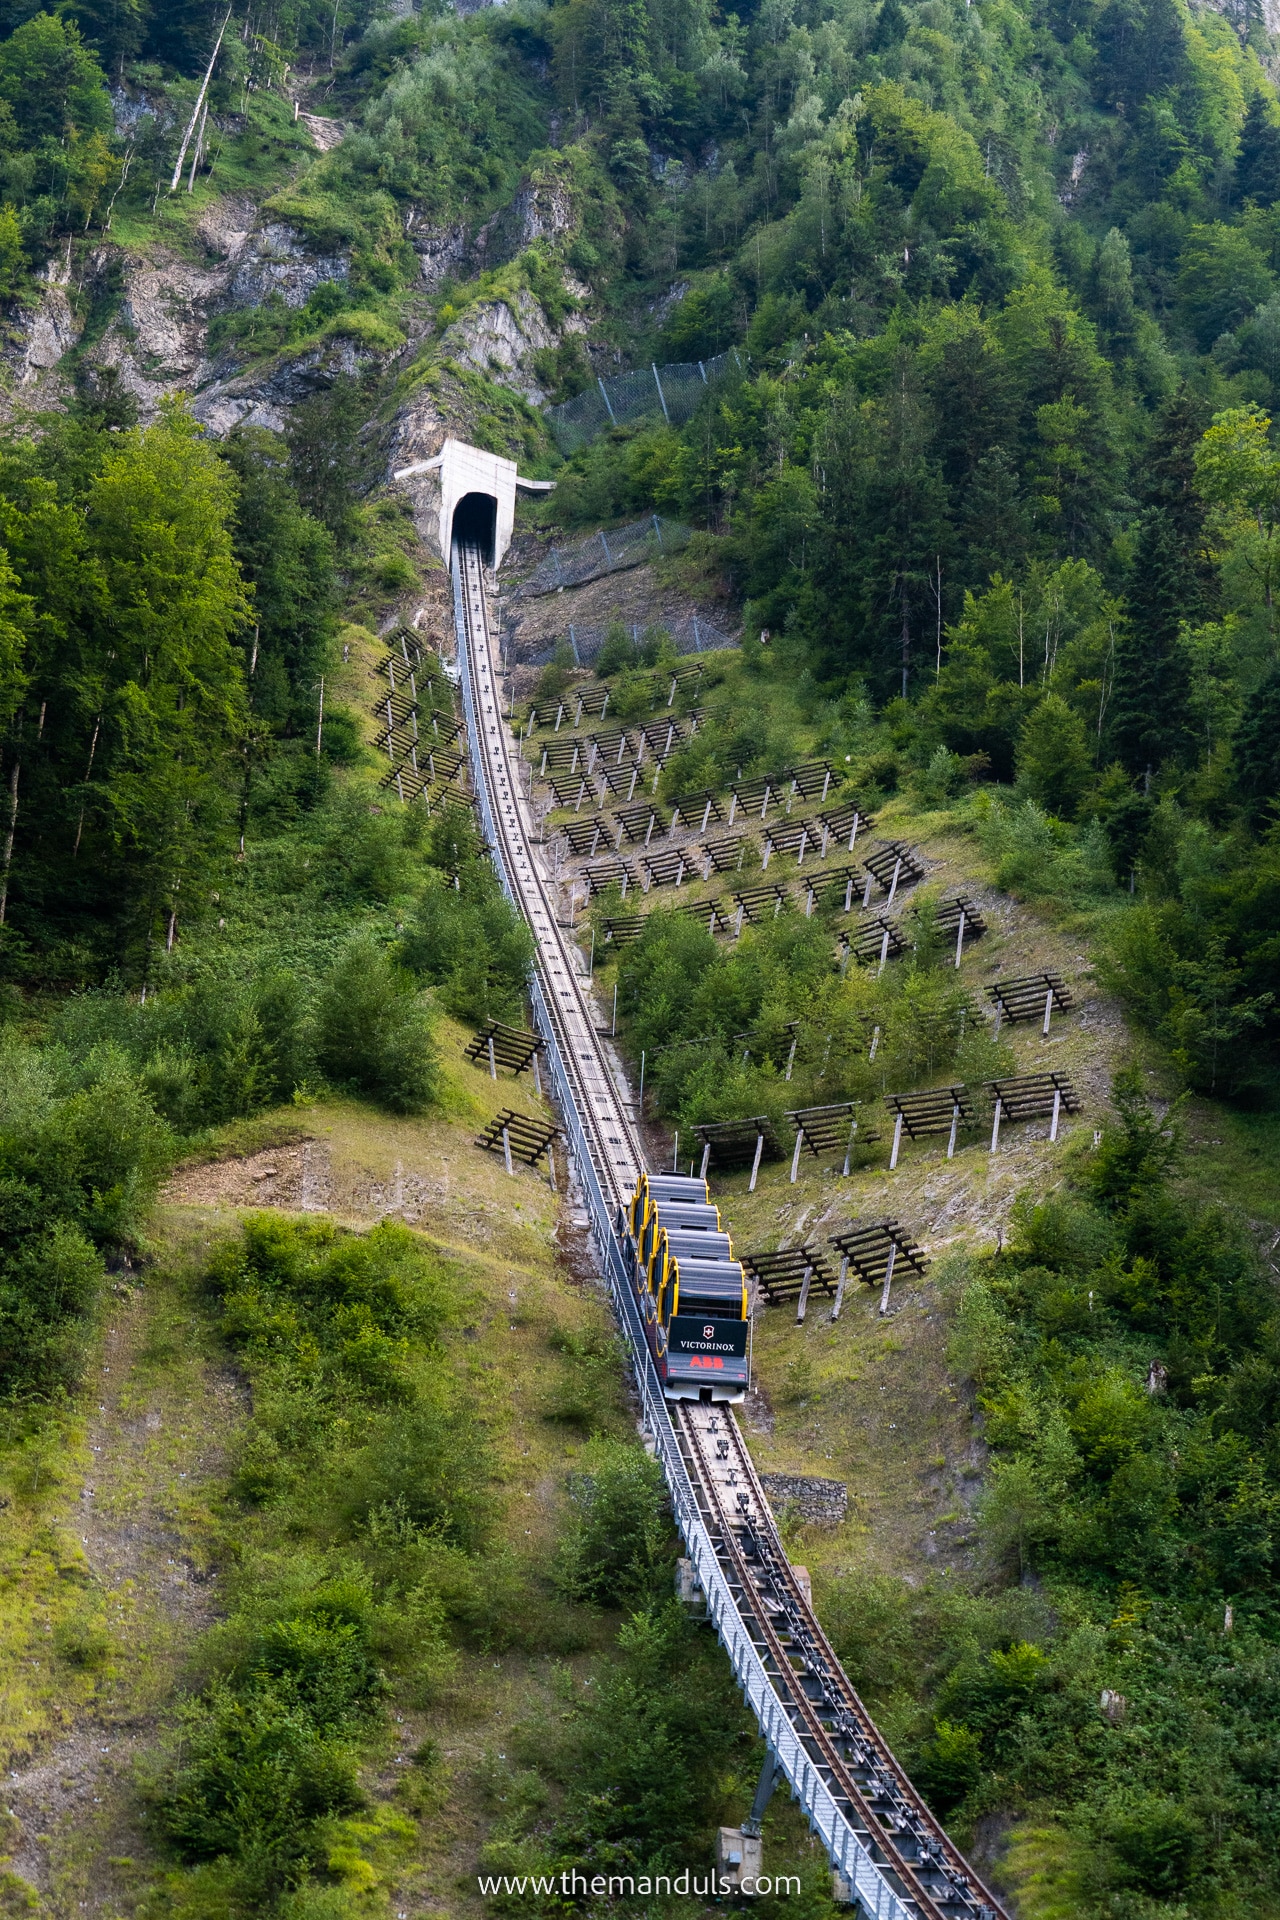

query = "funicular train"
[619,1172,751,1401]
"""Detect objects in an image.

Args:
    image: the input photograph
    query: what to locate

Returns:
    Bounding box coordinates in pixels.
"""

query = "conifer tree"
[872,0,908,50]
[1109,390,1211,776]
[1236,93,1280,207]
[1109,510,1194,776]
[1142,386,1217,612]
[1234,662,1280,818]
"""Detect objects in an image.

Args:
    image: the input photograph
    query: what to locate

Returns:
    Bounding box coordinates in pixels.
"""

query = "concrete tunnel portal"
[450,489,498,565]
[392,437,555,571]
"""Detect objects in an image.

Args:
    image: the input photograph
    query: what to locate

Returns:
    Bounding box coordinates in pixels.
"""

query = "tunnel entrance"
[451,491,497,564]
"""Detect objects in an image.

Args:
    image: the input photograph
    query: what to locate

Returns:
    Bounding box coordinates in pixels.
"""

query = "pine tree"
[1016,694,1095,818]
[1236,93,1280,208]
[1109,508,1194,776]
[1090,227,1139,357]
[1109,392,1213,776]
[60,0,150,72]
[872,0,908,50]
[1234,662,1280,819]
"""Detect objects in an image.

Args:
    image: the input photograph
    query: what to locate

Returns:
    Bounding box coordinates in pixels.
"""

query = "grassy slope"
[521,639,1280,1906]
[0,1029,628,1915]
[7,50,1278,1912]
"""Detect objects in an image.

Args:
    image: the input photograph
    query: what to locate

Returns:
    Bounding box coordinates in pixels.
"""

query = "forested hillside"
[0,0,1278,1916]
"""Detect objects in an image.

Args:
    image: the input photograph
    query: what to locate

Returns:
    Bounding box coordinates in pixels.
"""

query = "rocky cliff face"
[1,167,583,476]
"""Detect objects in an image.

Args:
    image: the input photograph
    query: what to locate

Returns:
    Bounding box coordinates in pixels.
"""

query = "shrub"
[399,876,533,1025]
[0,1040,171,1396]
[913,1720,984,1813]
[556,1437,674,1608]
[971,794,1112,905]
[50,976,312,1133]
[1104,1794,1203,1894]
[160,1679,366,1893]
[0,1220,104,1398]
[314,938,437,1112]
[167,1215,485,1898]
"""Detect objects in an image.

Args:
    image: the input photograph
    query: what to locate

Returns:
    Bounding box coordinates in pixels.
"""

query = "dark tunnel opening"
[451,491,497,564]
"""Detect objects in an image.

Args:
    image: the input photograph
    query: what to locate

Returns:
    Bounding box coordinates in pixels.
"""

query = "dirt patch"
[162,1139,332,1213]
[500,557,732,684]
[3,1277,245,1911]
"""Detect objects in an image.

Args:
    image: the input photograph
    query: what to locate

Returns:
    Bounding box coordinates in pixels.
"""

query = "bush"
[160,1678,366,1893]
[212,1215,487,1546]
[1104,1794,1203,1894]
[556,1438,674,1608]
[0,1040,171,1396]
[971,794,1113,906]
[595,622,674,677]
[314,938,437,1112]
[399,877,533,1025]
[50,976,312,1133]
[913,1720,984,1813]
[166,1214,486,1899]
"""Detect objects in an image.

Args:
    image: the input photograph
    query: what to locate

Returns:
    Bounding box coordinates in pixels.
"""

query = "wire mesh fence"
[514,515,691,598]
[545,348,744,453]
[510,612,739,669]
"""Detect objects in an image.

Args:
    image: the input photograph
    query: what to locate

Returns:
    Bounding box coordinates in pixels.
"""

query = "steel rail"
[677,1402,1002,1918]
[451,542,1004,1920]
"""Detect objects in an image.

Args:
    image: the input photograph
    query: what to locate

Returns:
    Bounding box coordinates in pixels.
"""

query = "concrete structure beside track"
[393,437,553,568]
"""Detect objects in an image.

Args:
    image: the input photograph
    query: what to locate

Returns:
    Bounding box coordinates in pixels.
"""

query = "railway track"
[452,541,1005,1920]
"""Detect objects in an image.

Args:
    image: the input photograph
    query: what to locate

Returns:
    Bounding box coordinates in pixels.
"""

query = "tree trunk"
[0,750,20,926]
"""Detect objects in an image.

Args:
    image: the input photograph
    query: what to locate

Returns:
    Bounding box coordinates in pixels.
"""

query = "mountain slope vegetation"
[0,1,1277,1917]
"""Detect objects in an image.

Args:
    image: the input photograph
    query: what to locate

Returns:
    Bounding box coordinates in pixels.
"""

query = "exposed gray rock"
[194,193,258,262]
[0,242,80,399]
[760,1473,849,1526]
[439,286,583,403]
[64,205,356,424]
[474,175,578,270]
[299,112,346,153]
[15,285,81,387]
[109,86,173,139]
[191,347,352,437]
[407,218,468,289]
[109,252,231,387]
[225,221,348,311]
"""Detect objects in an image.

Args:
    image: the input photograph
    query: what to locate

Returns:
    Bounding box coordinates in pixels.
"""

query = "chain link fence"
[510,612,739,668]
[514,515,691,598]
[546,348,744,453]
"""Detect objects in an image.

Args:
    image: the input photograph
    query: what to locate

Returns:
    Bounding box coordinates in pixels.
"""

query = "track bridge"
[451,541,1005,1920]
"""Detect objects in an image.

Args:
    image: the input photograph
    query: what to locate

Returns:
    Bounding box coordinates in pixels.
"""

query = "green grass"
[1182,1098,1280,1230]
[108,94,320,259]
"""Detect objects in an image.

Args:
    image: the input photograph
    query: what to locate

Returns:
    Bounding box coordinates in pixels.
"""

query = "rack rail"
[454,536,1007,1920]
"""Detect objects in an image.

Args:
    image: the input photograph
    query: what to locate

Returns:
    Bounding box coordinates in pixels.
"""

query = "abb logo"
[689,1354,725,1370]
